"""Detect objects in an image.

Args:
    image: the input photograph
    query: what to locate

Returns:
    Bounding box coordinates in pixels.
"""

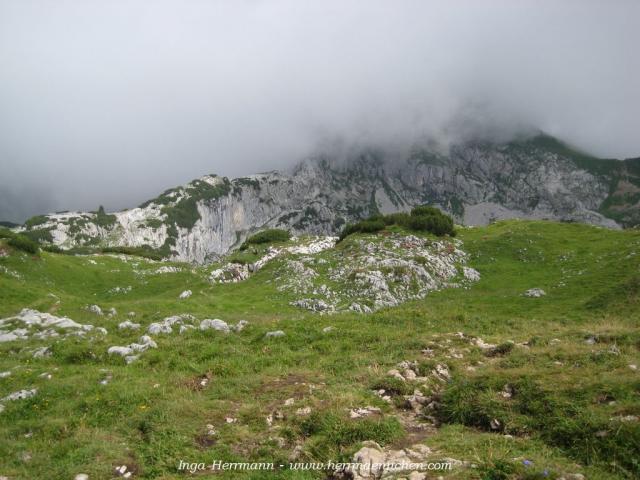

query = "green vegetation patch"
[240,229,291,250]
[161,177,231,230]
[339,205,455,240]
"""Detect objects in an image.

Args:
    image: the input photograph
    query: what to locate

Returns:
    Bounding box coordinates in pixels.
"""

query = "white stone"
[199,319,230,333]
[118,320,141,330]
[108,346,134,357]
[87,305,103,315]
[265,330,285,338]
[2,388,37,402]
[524,288,546,298]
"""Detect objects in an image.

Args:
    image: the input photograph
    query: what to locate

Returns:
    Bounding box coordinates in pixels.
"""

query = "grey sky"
[1,0,639,222]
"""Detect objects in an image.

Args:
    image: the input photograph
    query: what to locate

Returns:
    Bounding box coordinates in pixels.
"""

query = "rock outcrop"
[18,134,639,263]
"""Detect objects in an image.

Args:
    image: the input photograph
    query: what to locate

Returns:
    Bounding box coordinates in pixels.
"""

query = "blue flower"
[523,460,533,467]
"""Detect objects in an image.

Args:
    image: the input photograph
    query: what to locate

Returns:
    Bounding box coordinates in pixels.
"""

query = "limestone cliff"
[17,134,640,263]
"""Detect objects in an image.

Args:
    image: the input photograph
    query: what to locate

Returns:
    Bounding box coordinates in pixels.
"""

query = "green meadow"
[0,220,638,479]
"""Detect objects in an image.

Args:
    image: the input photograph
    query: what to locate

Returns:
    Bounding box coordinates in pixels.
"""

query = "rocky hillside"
[15,134,640,263]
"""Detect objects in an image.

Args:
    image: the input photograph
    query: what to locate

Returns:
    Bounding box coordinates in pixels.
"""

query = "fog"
[1,0,639,222]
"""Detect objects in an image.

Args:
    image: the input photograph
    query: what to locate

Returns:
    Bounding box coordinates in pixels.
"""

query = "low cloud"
[1,0,639,221]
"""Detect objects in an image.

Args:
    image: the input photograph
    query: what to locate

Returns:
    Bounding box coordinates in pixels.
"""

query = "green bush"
[339,204,455,241]
[410,205,442,217]
[7,234,39,254]
[100,245,164,261]
[94,206,117,228]
[24,215,48,229]
[240,229,290,249]
[382,212,411,226]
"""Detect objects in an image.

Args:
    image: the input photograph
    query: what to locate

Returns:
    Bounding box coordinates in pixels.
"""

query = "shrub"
[100,245,164,261]
[382,212,411,226]
[240,229,290,249]
[338,219,385,241]
[339,205,455,240]
[7,234,39,254]
[94,206,117,228]
[410,205,442,217]
[24,215,48,229]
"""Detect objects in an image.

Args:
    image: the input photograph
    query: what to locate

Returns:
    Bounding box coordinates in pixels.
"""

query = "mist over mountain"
[1,0,639,222]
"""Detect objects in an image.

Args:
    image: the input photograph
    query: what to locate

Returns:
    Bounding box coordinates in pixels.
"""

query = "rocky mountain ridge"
[14,134,640,263]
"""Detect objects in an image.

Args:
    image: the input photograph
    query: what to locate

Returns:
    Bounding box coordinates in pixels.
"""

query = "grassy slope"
[0,220,638,479]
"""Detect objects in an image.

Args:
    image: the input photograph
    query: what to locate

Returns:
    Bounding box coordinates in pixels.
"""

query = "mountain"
[15,134,640,263]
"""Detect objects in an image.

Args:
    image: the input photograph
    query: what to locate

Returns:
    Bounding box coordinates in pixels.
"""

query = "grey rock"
[524,288,546,298]
[22,135,631,263]
[199,319,230,333]
[265,330,285,338]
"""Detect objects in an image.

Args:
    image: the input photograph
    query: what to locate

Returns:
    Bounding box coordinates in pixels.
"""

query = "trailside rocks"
[338,440,437,479]
[0,309,106,342]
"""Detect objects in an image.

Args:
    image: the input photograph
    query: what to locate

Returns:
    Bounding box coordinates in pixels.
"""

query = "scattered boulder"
[32,347,51,358]
[147,322,172,335]
[0,309,105,342]
[524,288,546,298]
[199,319,230,333]
[265,330,285,338]
[2,389,37,402]
[232,320,249,332]
[1,388,38,412]
[108,335,157,362]
[179,290,192,299]
[118,320,141,331]
[87,305,103,315]
[179,325,195,334]
[125,355,139,365]
[108,346,134,357]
